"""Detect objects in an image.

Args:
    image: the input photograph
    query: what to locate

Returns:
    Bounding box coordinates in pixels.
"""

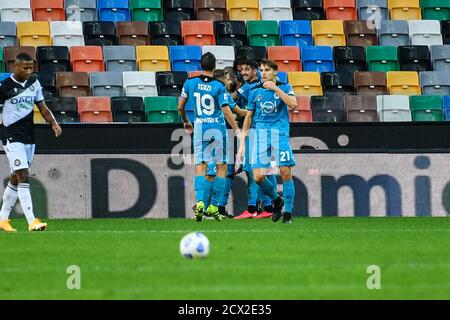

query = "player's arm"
[35,101,62,137]
[263,82,297,110]
[222,105,240,134]
[231,105,247,118]
[236,109,254,165]
[178,82,193,134]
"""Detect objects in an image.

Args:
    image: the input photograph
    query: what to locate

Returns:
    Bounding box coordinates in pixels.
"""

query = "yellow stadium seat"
[389,0,422,20]
[34,105,47,124]
[136,46,171,72]
[288,72,323,96]
[17,21,52,47]
[386,71,421,96]
[311,20,346,47]
[227,0,260,21]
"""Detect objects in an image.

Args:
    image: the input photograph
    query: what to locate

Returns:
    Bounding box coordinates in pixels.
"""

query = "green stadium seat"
[0,50,4,73]
[409,95,444,121]
[421,0,450,21]
[130,0,163,21]
[366,46,400,72]
[246,21,280,47]
[144,96,180,123]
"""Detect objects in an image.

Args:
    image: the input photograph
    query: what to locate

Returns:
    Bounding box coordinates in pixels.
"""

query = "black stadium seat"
[36,72,57,97]
[83,21,116,46]
[333,46,367,73]
[398,45,432,72]
[292,0,325,20]
[235,46,267,62]
[47,96,79,123]
[163,0,195,22]
[149,21,182,46]
[156,71,189,97]
[36,46,71,74]
[321,72,355,93]
[442,20,450,44]
[111,96,146,123]
[310,93,346,122]
[214,20,247,48]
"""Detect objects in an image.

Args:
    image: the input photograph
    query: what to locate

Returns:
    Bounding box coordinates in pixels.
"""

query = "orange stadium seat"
[70,46,104,72]
[290,96,313,122]
[77,96,113,123]
[324,0,357,21]
[268,46,302,72]
[31,0,65,21]
[181,20,216,46]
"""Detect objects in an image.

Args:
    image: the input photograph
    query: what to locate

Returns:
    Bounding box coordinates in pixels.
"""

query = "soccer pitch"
[0,217,449,300]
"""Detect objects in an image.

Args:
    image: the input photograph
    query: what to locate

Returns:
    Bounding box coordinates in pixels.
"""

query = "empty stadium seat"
[90,71,124,97]
[301,46,335,72]
[195,0,227,21]
[33,105,46,124]
[389,0,421,20]
[235,46,267,62]
[387,71,421,95]
[279,20,313,49]
[123,71,157,97]
[97,0,131,22]
[345,94,378,122]
[366,46,400,72]
[443,20,450,44]
[443,95,450,120]
[111,96,145,122]
[156,71,188,96]
[0,51,4,73]
[333,46,366,73]
[83,21,117,46]
[50,21,85,47]
[398,45,432,72]
[36,72,57,97]
[311,20,346,47]
[47,96,79,123]
[56,71,90,97]
[310,93,346,122]
[130,0,163,22]
[321,72,354,93]
[431,45,450,71]
[421,0,450,21]
[419,71,450,96]
[103,45,137,71]
[357,0,389,21]
[268,46,301,72]
[0,22,17,47]
[169,46,202,72]
[214,21,247,47]
[144,96,179,123]
[377,95,411,121]
[36,46,70,73]
[354,71,387,94]
[148,21,182,46]
[181,20,215,46]
[227,0,260,21]
[408,20,443,47]
[17,21,52,47]
[379,20,410,47]
[0,0,32,22]
[277,71,288,83]
[116,21,150,46]
[31,0,65,21]
[409,95,444,121]
[260,0,293,21]
[136,45,171,71]
[290,96,312,122]
[202,46,235,68]
[324,0,357,21]
[70,46,104,72]
[247,20,280,47]
[65,0,98,22]
[4,46,37,72]
[77,96,113,123]
[344,20,378,47]
[163,0,195,22]
[0,73,11,82]
[292,0,325,20]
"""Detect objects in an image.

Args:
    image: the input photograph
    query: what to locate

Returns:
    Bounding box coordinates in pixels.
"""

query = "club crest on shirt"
[29,84,35,92]
[13,88,18,93]
[256,95,263,101]
[274,93,280,99]
[14,159,21,166]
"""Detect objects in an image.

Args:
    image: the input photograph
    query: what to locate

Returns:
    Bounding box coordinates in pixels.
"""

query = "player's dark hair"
[223,66,237,80]
[213,69,225,79]
[201,52,216,72]
[260,59,278,71]
[235,56,258,71]
[15,53,33,62]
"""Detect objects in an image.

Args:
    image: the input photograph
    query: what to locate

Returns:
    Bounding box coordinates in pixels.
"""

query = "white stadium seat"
[409,20,443,47]
[0,0,32,22]
[376,95,412,122]
[51,21,85,47]
[122,71,157,98]
[202,45,235,69]
[260,0,293,21]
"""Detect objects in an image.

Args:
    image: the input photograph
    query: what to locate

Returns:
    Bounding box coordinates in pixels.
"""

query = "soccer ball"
[179,232,210,259]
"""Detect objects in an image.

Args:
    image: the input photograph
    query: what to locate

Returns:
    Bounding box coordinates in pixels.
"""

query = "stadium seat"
[77,96,113,123]
[47,96,79,123]
[227,0,260,21]
[97,0,131,22]
[149,21,182,46]
[122,71,157,97]
[247,20,280,47]
[344,20,378,47]
[0,22,17,47]
[33,105,46,124]
[70,46,104,72]
[324,0,357,21]
[116,21,150,46]
[0,0,32,22]
[301,46,335,72]
[214,21,247,47]
[389,0,421,20]
[419,71,450,96]
[409,20,443,47]
[17,22,52,47]
[409,95,444,121]
[202,46,235,68]
[354,71,387,95]
[386,71,421,95]
[377,95,411,121]
[0,73,11,82]
[83,21,117,46]
[345,94,378,122]
[136,45,171,71]
[111,96,145,122]
[279,20,313,49]
[366,46,400,72]
[291,71,322,96]
[181,20,215,46]
[36,46,70,73]
[130,0,163,22]
[90,71,124,97]
[357,0,389,21]
[398,45,432,71]
[277,71,288,83]
[333,46,367,73]
[36,72,57,97]
[195,0,227,21]
[235,46,267,62]
[292,0,325,20]
[431,45,450,71]
[156,71,188,96]
[56,72,90,97]
[50,21,85,47]
[31,0,65,21]
[144,96,179,123]
[379,20,410,47]
[169,46,202,72]
[443,20,450,44]
[65,0,98,22]
[103,45,137,71]
[310,93,346,122]
[260,0,293,21]
[443,95,450,120]
[290,96,312,122]
[311,20,346,47]
[188,71,203,78]
[321,72,355,93]
[163,0,195,22]
[268,46,301,72]
[3,46,37,72]
[0,51,4,73]
[421,0,450,21]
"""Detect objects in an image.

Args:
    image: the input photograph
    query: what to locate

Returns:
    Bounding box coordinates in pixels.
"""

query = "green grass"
[0,217,449,300]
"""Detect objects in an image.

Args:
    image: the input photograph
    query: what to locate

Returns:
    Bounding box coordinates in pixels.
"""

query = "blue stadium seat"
[169,46,202,72]
[97,0,131,22]
[0,73,11,81]
[443,96,450,120]
[301,46,335,72]
[279,20,313,49]
[277,72,288,83]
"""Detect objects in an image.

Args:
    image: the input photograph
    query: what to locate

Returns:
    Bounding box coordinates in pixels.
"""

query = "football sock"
[267,175,278,193]
[0,182,18,221]
[17,183,35,224]
[210,177,226,207]
[258,178,279,201]
[203,179,214,208]
[219,176,233,207]
[247,171,258,206]
[283,179,295,213]
[194,176,205,203]
[264,205,273,213]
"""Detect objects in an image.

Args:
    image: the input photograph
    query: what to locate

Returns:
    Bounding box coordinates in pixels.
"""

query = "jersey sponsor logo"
[11,96,34,105]
[261,101,276,114]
